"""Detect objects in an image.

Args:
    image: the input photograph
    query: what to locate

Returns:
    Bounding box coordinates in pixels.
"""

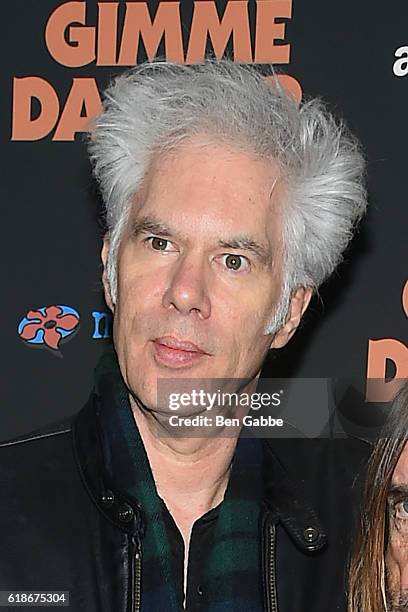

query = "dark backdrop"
[2,0,407,440]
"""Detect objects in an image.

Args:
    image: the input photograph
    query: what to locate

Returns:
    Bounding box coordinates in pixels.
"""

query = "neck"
[130,396,238,539]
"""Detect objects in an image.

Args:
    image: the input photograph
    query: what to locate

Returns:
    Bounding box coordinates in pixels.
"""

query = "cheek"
[387,544,400,577]
[112,284,151,354]
[117,242,168,301]
[221,310,271,366]
[117,268,166,319]
[220,281,275,324]
[387,536,408,590]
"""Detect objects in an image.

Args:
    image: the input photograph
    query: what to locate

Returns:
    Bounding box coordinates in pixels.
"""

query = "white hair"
[87,59,366,333]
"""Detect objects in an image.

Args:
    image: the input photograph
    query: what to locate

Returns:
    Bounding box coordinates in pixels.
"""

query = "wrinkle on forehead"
[126,134,285,267]
[138,132,284,206]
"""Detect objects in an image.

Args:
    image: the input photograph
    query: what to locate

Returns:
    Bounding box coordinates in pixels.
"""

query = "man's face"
[386,442,408,611]
[102,137,311,412]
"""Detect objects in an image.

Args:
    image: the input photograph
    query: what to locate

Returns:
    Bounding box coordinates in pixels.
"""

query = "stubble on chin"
[386,600,408,612]
[386,582,408,612]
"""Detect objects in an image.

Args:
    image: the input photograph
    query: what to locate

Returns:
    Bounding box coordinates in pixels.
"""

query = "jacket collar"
[72,392,144,537]
[262,439,327,552]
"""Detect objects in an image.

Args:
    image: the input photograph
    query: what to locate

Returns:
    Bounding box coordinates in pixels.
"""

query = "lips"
[154,336,207,353]
[152,335,210,368]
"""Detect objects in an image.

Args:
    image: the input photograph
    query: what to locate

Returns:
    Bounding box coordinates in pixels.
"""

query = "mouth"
[152,335,210,369]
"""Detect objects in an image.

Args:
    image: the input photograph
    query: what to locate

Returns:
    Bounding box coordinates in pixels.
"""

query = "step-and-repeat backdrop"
[2,0,407,440]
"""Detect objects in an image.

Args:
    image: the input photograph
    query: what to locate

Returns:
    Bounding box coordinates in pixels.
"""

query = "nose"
[162,255,211,320]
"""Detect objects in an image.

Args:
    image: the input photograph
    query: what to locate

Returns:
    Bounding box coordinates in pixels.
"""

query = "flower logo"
[18,305,80,351]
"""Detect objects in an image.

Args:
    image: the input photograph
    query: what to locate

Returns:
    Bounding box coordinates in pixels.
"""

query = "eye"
[395,501,408,520]
[145,237,175,252]
[222,254,250,272]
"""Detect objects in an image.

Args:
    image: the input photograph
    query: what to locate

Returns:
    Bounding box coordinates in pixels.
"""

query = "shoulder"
[266,435,372,478]
[0,415,76,485]
[264,435,373,513]
[0,415,74,447]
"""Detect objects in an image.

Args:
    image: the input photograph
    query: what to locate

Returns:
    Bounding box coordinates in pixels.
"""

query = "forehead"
[392,443,408,485]
[133,137,284,242]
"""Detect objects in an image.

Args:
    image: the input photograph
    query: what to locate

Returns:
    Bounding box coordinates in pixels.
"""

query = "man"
[1,60,369,611]
[348,382,408,612]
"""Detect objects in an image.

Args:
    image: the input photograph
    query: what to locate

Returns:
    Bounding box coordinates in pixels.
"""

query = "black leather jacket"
[0,392,370,612]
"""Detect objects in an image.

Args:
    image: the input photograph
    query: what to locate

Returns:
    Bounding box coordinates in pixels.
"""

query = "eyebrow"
[218,237,272,266]
[131,215,174,238]
[131,214,273,266]
[388,484,408,501]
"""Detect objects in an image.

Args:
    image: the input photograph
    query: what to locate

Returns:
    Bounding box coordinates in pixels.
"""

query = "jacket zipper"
[267,524,278,612]
[133,518,276,611]
[133,543,142,612]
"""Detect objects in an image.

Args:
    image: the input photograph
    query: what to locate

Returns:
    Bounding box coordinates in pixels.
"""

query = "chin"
[386,586,408,612]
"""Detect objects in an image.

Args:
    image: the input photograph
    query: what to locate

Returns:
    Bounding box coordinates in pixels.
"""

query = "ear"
[101,237,114,312]
[270,286,313,349]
